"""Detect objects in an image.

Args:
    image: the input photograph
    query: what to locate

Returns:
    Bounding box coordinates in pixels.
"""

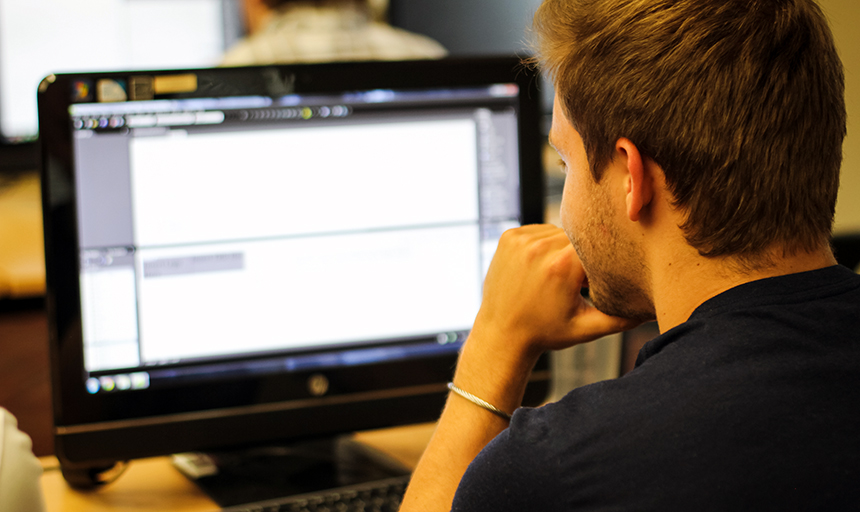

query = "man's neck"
[649,243,837,333]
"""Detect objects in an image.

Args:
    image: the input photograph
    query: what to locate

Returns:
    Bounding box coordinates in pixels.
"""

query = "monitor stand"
[172,435,411,507]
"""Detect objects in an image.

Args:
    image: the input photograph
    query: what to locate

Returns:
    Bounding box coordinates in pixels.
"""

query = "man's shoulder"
[452,405,569,511]
[471,342,860,509]
[455,266,860,510]
[690,264,860,322]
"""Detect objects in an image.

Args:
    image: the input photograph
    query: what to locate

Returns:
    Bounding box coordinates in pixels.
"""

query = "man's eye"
[557,158,567,170]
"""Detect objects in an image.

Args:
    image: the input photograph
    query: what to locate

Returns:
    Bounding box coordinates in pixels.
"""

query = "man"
[401,0,860,510]
[222,0,446,65]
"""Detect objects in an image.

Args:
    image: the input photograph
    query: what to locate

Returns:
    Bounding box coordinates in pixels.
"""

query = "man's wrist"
[451,328,541,415]
[447,382,514,420]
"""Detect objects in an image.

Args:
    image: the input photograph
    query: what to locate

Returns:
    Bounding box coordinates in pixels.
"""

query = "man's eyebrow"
[547,133,558,151]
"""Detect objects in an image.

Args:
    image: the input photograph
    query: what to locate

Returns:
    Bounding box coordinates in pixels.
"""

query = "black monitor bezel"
[39,57,548,468]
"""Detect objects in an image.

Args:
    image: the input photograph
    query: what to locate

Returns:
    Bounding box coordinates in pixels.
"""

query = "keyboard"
[221,475,409,512]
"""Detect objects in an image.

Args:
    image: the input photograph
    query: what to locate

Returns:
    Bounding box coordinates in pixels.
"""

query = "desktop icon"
[71,80,93,103]
[97,79,128,103]
[99,376,116,392]
[130,372,150,390]
[331,105,350,117]
[115,374,132,391]
[436,332,458,345]
[130,76,154,101]
[85,378,100,394]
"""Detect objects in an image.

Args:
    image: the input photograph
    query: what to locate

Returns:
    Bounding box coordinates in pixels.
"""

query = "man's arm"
[400,224,637,512]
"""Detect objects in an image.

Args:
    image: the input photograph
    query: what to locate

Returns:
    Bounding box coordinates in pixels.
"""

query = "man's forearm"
[400,329,538,512]
[400,225,637,511]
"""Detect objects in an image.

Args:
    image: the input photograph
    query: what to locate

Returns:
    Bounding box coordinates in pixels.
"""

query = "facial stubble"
[566,186,656,323]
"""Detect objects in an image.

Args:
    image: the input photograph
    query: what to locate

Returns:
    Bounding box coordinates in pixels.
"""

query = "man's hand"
[474,224,639,361]
[400,224,639,512]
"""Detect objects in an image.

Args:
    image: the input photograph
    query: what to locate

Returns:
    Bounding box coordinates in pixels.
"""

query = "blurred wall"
[822,0,860,234]
[389,0,541,57]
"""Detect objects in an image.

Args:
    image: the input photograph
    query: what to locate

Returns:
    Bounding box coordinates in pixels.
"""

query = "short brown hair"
[533,0,846,261]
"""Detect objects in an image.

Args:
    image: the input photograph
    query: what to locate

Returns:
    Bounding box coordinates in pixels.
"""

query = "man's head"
[534,0,846,264]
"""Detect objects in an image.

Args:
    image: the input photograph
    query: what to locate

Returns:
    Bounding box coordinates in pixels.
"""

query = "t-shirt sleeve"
[451,406,563,512]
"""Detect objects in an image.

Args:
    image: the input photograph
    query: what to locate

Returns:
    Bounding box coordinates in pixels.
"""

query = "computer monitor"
[39,58,548,501]
[0,0,243,171]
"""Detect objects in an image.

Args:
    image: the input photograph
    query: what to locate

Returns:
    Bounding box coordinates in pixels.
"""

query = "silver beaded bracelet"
[447,382,513,421]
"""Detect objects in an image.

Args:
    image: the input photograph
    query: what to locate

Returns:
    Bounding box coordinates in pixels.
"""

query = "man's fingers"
[567,305,642,345]
[501,224,571,250]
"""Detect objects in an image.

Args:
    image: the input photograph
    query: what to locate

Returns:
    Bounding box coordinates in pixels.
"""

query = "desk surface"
[40,423,435,512]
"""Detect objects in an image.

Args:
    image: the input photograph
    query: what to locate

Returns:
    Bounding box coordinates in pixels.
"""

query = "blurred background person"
[223,0,447,65]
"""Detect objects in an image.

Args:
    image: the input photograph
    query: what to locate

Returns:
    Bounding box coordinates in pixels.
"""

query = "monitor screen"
[39,58,547,488]
[0,0,242,169]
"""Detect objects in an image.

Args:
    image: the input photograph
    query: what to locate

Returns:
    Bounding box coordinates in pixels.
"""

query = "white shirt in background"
[222,2,447,65]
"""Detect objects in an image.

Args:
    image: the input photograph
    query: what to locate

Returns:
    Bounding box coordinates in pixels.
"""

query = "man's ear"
[615,138,653,222]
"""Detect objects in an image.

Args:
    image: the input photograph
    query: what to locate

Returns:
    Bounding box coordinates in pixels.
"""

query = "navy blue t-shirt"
[453,266,860,511]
